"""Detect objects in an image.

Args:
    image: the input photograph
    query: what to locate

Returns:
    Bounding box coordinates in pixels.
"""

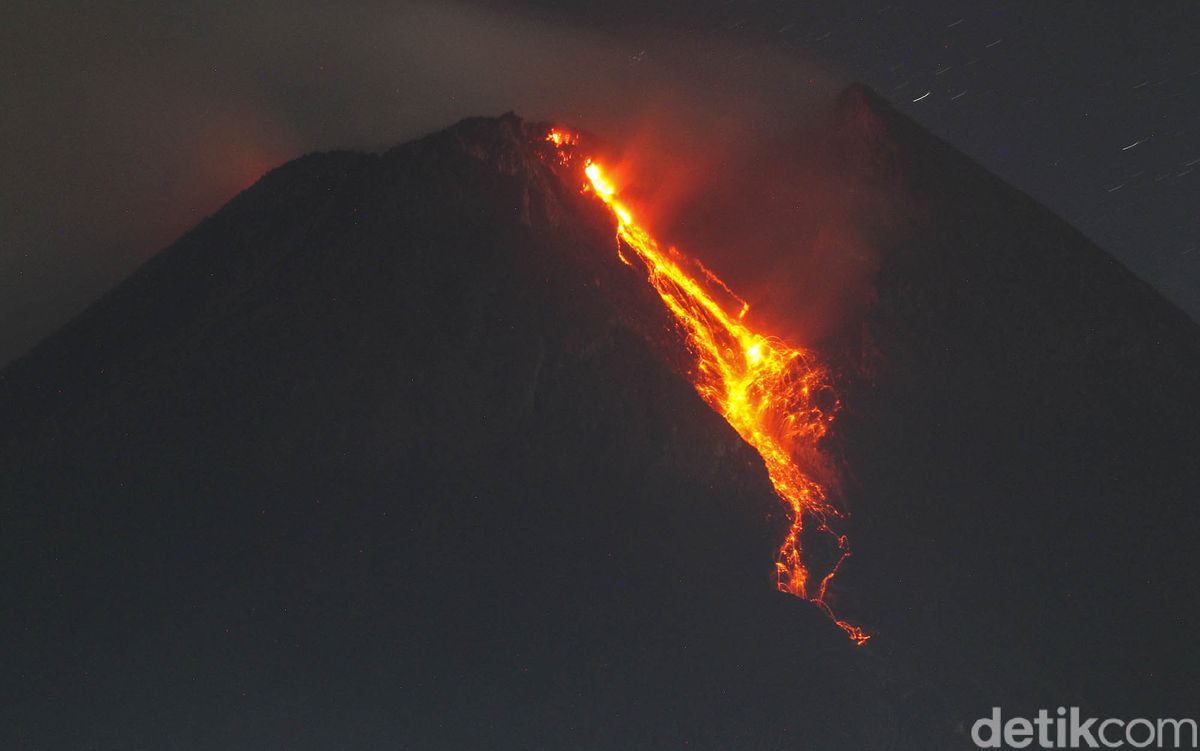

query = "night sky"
[2,0,1196,366]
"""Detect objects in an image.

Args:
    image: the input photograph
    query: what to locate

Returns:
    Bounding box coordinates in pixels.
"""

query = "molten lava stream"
[545,128,869,645]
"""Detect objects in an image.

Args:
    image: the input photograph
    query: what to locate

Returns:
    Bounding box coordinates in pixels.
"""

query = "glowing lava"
[544,128,869,645]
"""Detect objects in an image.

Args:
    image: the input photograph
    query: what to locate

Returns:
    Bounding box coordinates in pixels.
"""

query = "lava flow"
[544,128,869,645]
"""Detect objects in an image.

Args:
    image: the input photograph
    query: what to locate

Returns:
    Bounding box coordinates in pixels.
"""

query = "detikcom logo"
[972,707,1198,749]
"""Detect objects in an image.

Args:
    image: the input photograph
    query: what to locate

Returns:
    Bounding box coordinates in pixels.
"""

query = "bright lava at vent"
[543,128,870,645]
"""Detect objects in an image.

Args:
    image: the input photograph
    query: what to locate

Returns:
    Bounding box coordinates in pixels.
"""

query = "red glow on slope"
[544,128,869,645]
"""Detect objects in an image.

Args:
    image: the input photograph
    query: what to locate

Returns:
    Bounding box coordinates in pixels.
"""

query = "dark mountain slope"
[2,115,918,749]
[3,87,1198,750]
[828,83,1200,719]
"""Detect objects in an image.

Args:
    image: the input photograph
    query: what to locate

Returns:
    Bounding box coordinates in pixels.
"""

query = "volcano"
[3,84,1198,749]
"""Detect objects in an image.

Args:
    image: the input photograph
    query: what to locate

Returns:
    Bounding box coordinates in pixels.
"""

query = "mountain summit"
[4,86,1198,749]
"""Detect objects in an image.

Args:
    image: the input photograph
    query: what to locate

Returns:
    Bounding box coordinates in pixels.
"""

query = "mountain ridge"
[3,84,1198,748]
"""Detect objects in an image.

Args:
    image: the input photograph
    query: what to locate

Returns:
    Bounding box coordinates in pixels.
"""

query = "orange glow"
[544,128,869,645]
[547,129,578,147]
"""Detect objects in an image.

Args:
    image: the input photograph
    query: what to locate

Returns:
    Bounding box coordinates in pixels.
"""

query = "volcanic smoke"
[544,128,869,645]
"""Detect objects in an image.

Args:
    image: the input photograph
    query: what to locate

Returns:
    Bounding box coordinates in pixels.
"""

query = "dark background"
[2,0,1197,366]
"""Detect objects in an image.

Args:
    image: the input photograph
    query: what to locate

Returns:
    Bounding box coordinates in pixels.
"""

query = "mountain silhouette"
[3,86,1197,749]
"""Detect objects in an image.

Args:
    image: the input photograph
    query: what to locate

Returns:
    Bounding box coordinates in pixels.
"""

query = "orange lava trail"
[544,129,869,645]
